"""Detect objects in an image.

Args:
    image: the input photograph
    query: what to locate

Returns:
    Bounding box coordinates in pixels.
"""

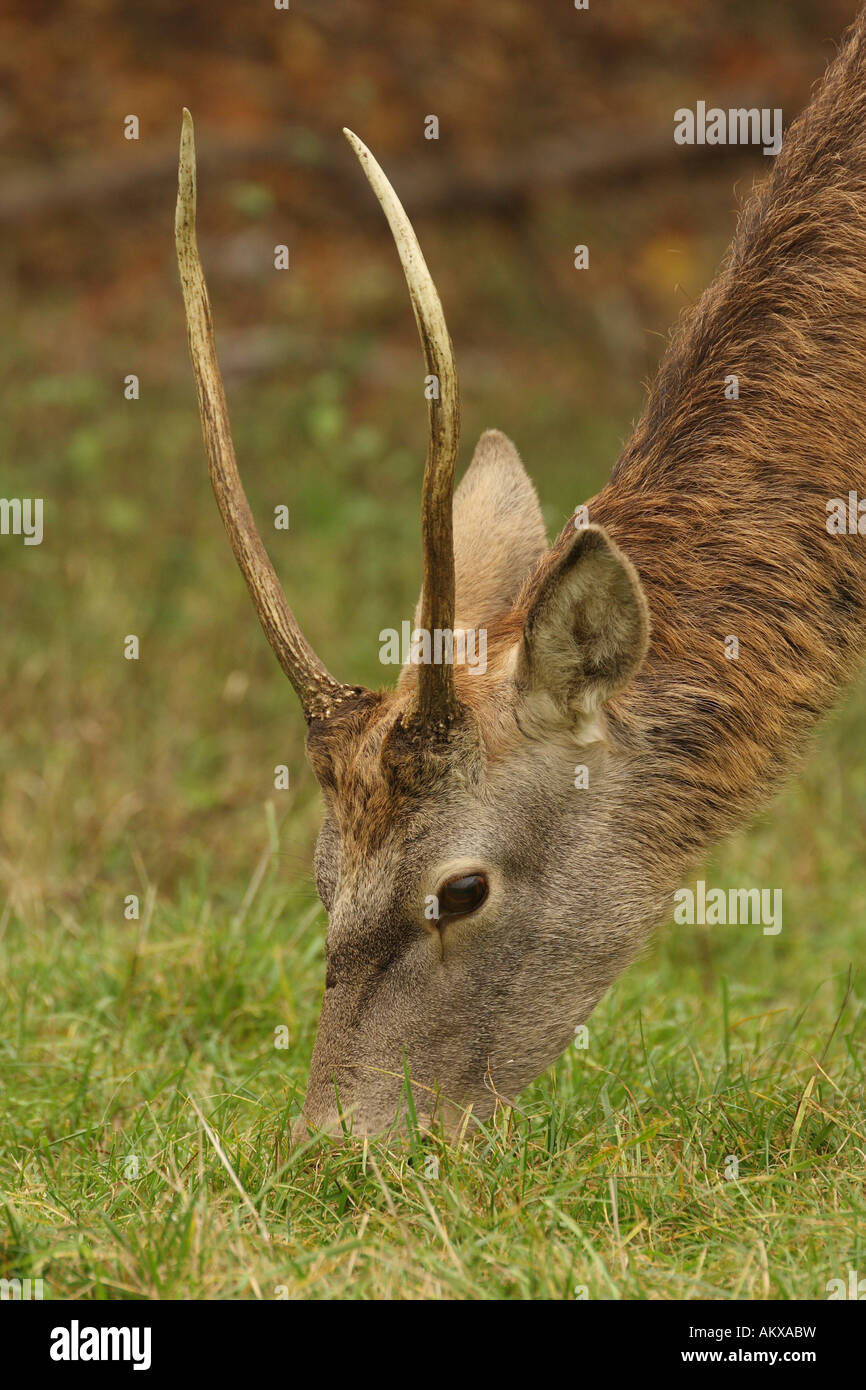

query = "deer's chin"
[290,1105,439,1147]
[290,1067,547,1146]
[291,1077,508,1145]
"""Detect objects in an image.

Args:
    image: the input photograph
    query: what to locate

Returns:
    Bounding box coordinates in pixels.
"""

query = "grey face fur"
[304,754,617,1136]
[294,431,652,1139]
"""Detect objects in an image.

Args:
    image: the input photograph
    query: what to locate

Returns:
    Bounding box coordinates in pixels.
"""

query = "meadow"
[1,2,865,1293]
[1,335,864,1298]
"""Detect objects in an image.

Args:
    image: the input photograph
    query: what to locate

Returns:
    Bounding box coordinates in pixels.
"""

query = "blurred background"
[0,0,861,916]
[3,2,866,1299]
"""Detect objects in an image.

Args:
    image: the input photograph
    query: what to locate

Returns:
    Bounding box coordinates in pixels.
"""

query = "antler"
[176,109,357,722]
[344,129,461,734]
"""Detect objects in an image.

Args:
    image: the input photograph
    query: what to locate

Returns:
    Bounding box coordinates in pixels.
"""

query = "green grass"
[1,174,865,1297]
[1,753,864,1298]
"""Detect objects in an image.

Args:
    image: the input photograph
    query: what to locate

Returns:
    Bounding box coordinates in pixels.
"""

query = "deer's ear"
[514,524,649,737]
[414,430,547,632]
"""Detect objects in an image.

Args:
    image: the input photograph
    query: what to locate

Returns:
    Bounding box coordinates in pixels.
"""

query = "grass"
[1,765,864,1298]
[1,167,865,1299]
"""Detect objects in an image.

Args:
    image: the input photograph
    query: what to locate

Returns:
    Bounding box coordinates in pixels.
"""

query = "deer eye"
[436,872,489,923]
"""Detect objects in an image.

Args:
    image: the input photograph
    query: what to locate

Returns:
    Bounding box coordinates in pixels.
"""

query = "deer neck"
[567,11,866,880]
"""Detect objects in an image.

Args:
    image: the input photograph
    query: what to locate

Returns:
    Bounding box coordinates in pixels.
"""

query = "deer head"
[176,111,656,1138]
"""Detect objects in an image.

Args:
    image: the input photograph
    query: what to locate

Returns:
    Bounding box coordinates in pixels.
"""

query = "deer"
[175,6,866,1141]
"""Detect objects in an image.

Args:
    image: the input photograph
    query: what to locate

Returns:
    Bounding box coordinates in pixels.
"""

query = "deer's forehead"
[322,718,566,866]
[316,712,465,845]
[330,771,449,864]
[332,782,416,858]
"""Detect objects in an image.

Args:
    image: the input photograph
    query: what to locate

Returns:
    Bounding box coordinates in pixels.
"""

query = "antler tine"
[344,129,461,734]
[176,110,354,723]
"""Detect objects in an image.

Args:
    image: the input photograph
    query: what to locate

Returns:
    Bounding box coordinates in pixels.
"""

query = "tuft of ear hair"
[515,524,650,738]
